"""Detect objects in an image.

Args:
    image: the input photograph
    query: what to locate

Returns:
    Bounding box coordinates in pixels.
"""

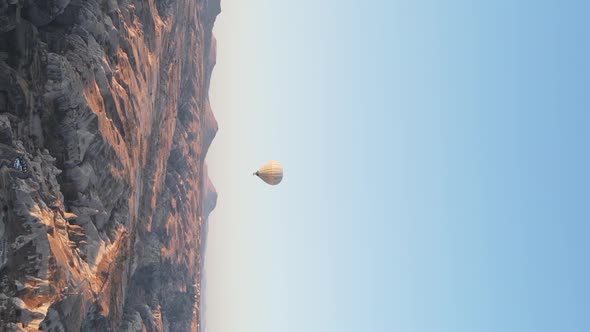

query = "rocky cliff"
[202,165,216,221]
[0,0,219,330]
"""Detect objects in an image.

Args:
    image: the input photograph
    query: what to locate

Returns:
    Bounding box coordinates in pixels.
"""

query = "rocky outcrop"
[205,35,216,90]
[0,0,219,330]
[201,97,218,159]
[23,0,73,27]
[203,165,217,220]
[203,0,221,32]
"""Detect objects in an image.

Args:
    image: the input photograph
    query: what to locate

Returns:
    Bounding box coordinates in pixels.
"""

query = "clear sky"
[204,1,590,331]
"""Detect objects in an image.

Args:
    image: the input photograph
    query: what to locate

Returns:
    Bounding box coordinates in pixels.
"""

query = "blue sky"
[204,1,590,331]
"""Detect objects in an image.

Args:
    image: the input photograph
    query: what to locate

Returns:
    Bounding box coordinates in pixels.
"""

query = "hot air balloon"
[253,161,283,185]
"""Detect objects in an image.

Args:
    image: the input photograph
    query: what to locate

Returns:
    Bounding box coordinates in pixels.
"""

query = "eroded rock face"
[203,165,217,221]
[0,0,219,330]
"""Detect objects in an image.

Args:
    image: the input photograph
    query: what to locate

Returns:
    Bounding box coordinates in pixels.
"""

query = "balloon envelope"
[254,161,283,185]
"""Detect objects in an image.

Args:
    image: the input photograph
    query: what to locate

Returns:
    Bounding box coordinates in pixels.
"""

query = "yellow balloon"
[253,161,283,185]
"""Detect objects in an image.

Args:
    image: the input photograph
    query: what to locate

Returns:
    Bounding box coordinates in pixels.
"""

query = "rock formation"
[0,0,220,330]
[202,165,217,222]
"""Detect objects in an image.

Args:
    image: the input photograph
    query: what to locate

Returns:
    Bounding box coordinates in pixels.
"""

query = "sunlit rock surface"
[0,0,220,330]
